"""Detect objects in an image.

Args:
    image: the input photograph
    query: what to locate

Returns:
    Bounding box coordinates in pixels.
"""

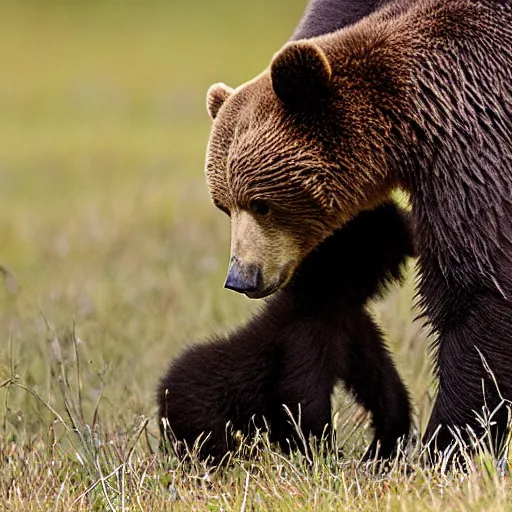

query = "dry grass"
[0,2,511,510]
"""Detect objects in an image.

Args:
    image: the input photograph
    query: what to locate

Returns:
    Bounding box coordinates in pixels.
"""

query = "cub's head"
[205,36,410,298]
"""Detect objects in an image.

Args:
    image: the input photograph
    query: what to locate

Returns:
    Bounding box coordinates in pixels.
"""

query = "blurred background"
[0,1,430,444]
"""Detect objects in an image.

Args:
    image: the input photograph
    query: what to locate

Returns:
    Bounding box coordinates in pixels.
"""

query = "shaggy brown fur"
[205,0,512,460]
[157,203,413,462]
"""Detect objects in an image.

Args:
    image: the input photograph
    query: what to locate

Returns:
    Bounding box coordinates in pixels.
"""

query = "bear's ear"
[270,42,332,109]
[206,83,234,120]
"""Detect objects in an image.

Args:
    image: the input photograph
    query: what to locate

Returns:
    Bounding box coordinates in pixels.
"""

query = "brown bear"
[157,202,413,461]
[204,0,512,461]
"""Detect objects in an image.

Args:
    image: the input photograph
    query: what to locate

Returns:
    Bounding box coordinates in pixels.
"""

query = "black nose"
[224,259,261,294]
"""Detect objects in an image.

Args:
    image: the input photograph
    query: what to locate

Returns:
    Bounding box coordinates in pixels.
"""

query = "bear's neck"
[405,161,512,328]
[395,60,512,331]
[389,7,512,324]
[318,0,512,328]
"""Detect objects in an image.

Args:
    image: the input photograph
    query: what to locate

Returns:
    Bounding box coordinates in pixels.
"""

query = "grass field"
[0,2,511,510]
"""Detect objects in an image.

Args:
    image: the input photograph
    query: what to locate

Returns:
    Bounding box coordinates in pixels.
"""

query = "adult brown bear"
[205,0,512,460]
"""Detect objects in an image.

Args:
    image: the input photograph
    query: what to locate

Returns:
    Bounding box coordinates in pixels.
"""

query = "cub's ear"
[270,42,332,109]
[206,83,234,120]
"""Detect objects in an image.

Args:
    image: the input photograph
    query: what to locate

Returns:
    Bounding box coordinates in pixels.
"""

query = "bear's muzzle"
[224,257,262,295]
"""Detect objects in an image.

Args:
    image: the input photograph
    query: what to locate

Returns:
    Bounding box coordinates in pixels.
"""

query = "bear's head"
[205,32,412,298]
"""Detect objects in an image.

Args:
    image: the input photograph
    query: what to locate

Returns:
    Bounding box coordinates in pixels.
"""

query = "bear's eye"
[249,200,271,217]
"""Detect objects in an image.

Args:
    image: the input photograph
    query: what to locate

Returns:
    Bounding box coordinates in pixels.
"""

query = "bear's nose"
[224,258,261,294]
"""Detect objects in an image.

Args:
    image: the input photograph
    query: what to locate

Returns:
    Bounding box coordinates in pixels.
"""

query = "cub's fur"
[157,203,413,461]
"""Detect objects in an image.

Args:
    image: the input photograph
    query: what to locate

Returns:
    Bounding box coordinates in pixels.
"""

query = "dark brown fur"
[157,203,413,461]
[205,0,512,460]
[292,0,386,40]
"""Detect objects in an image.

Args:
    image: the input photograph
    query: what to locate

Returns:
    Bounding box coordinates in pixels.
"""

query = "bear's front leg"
[424,325,512,465]
[275,342,335,455]
[342,310,412,460]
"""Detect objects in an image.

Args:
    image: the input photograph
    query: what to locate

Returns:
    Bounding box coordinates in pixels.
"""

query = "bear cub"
[157,202,413,462]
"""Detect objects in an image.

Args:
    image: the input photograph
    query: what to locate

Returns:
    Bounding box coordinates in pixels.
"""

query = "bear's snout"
[224,258,262,295]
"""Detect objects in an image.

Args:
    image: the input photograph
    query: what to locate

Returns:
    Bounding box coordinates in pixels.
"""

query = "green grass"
[0,2,511,510]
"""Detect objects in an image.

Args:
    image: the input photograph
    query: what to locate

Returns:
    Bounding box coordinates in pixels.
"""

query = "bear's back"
[291,0,388,40]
